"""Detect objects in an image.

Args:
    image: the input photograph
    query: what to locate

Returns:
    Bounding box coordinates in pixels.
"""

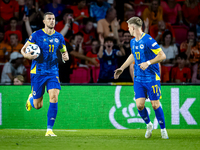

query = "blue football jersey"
[99,49,119,80]
[130,33,161,82]
[28,29,66,75]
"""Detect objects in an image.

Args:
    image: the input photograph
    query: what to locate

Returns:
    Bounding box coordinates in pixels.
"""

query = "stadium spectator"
[142,0,163,26]
[180,29,200,64]
[70,0,89,25]
[13,74,24,85]
[4,17,22,43]
[150,20,175,44]
[160,31,178,66]
[85,39,100,67]
[120,9,135,31]
[197,16,200,38]
[117,31,133,82]
[70,32,85,68]
[9,34,23,52]
[20,0,44,42]
[44,0,65,18]
[98,35,125,83]
[191,63,200,83]
[171,53,191,83]
[124,0,149,17]
[1,51,26,83]
[89,0,110,22]
[0,0,19,23]
[54,8,79,41]
[118,29,125,44]
[182,0,200,26]
[80,18,96,53]
[161,0,183,25]
[0,29,11,63]
[159,31,178,82]
[97,7,120,38]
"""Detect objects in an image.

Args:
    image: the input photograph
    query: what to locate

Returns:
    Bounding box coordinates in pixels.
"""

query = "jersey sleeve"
[146,36,162,55]
[59,34,67,53]
[28,31,37,44]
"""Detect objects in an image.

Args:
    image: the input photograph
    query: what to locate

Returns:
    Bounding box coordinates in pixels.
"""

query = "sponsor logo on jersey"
[149,37,152,40]
[55,38,59,43]
[136,46,138,49]
[50,39,53,43]
[132,46,134,49]
[140,44,144,49]
[152,42,157,47]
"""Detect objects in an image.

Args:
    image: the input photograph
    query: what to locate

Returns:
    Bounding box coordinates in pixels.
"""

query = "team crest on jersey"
[140,44,144,49]
[49,39,53,43]
[55,38,59,43]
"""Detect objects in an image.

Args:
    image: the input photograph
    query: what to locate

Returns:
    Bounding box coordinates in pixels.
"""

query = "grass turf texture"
[0,129,199,150]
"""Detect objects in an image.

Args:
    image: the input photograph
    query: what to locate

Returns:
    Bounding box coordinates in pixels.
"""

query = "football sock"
[29,96,35,108]
[47,102,58,130]
[138,107,150,124]
[154,106,165,129]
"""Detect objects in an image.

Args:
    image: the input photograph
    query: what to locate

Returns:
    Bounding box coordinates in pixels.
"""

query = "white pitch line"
[7,129,78,132]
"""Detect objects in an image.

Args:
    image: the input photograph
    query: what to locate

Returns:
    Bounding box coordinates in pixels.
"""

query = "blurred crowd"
[0,0,200,84]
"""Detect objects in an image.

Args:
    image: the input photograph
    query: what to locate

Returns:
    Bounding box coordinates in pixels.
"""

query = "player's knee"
[137,104,145,111]
[50,94,58,103]
[34,105,42,109]
[152,103,160,110]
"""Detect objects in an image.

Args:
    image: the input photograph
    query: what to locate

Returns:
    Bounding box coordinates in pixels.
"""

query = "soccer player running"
[21,12,69,136]
[114,17,169,139]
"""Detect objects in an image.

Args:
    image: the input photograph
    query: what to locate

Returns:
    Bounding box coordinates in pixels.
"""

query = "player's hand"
[139,62,149,70]
[114,68,124,79]
[24,50,38,60]
[62,51,69,61]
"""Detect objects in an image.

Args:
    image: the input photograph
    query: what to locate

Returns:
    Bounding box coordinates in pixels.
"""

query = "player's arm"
[21,41,38,60]
[114,54,135,79]
[139,38,166,71]
[60,44,69,61]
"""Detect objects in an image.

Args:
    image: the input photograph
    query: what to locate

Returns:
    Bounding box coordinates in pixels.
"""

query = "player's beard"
[47,25,54,30]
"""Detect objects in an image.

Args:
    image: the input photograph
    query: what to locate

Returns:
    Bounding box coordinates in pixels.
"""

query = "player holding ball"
[21,12,69,136]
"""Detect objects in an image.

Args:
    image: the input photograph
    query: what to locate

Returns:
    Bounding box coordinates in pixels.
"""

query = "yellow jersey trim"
[155,73,160,81]
[28,41,35,44]
[42,28,55,35]
[30,65,36,74]
[151,48,161,55]
[60,44,66,53]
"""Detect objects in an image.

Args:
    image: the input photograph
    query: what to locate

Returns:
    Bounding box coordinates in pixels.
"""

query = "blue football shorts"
[31,74,61,99]
[134,80,161,100]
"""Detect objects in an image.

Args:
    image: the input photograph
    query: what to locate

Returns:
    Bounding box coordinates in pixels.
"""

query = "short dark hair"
[9,17,18,23]
[83,17,93,25]
[43,12,54,19]
[104,37,114,43]
[106,7,115,16]
[91,39,99,44]
[177,53,187,60]
[127,17,143,27]
[61,8,73,16]
[75,32,84,37]
[118,29,125,34]
[9,33,18,39]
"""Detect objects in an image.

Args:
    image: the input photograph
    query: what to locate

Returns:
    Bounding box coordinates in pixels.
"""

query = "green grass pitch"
[0,129,199,150]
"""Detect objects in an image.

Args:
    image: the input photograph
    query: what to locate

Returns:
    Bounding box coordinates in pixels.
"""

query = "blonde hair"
[184,0,199,7]
[14,75,24,83]
[126,17,143,27]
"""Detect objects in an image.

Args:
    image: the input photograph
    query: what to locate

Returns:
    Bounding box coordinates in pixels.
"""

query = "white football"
[26,44,40,58]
